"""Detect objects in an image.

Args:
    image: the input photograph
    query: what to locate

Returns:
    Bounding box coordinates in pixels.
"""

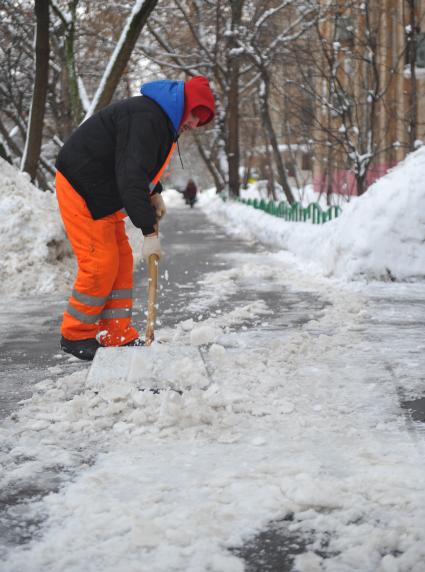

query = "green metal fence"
[235,197,342,224]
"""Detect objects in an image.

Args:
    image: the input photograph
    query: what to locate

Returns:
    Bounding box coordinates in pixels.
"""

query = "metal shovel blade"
[86,345,209,393]
[86,240,209,392]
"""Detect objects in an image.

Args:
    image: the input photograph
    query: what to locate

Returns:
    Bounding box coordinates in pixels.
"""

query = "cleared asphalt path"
[0,203,327,419]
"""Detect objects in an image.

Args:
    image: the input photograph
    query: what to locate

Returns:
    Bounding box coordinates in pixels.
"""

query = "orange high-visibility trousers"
[55,171,139,346]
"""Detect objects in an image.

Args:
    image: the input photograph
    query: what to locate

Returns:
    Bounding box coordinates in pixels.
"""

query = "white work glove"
[142,235,163,260]
[150,193,167,221]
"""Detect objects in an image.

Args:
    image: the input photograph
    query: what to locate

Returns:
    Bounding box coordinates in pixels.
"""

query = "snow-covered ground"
[1,150,425,571]
[0,160,73,295]
[199,146,425,282]
[0,159,141,297]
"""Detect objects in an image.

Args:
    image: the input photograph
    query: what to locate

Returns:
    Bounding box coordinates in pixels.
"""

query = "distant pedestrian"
[183,179,198,207]
[55,76,215,360]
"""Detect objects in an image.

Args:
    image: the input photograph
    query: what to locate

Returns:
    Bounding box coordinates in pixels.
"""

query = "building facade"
[313,0,425,196]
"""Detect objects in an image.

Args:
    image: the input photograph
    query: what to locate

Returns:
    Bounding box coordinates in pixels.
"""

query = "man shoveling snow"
[54,76,215,361]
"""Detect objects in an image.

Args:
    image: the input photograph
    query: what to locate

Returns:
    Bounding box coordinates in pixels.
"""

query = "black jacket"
[56,96,175,235]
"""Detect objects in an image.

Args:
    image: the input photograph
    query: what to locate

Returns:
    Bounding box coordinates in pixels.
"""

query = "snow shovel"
[144,253,159,346]
[86,253,209,393]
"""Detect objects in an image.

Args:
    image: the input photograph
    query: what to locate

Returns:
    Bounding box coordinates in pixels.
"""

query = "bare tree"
[4,0,423,201]
[404,0,424,151]
[20,0,50,181]
[299,1,421,196]
[85,0,159,118]
[140,1,322,201]
[233,1,322,203]
[0,1,162,186]
[142,0,231,191]
[50,0,85,131]
[225,0,244,197]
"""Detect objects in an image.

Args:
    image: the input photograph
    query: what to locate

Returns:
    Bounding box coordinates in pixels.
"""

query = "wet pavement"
[231,514,313,571]
[0,204,329,420]
[1,202,424,569]
[401,397,425,423]
[0,208,248,419]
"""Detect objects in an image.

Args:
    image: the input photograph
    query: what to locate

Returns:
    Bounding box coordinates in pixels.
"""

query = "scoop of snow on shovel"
[190,324,222,346]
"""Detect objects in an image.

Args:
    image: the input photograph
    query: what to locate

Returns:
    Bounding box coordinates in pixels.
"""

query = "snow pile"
[199,147,425,281]
[162,187,187,207]
[320,147,425,280]
[0,159,145,296]
[0,158,74,295]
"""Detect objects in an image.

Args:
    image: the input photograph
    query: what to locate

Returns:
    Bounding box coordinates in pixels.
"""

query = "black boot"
[60,336,100,361]
[123,338,145,347]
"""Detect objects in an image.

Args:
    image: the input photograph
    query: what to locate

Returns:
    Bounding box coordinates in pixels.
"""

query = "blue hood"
[140,80,184,135]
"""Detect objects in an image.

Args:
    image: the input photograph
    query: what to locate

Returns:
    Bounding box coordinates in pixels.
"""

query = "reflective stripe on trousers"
[55,171,139,346]
[66,288,133,322]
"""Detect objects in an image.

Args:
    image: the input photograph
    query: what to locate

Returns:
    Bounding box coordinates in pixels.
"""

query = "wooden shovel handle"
[145,253,159,346]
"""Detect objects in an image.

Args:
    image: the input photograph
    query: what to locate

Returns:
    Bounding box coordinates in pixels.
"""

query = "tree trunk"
[225,0,243,198]
[227,72,240,197]
[242,125,256,189]
[259,76,295,204]
[65,0,84,126]
[262,127,277,200]
[193,133,226,193]
[325,144,333,205]
[21,0,49,182]
[407,0,418,150]
[0,117,22,160]
[86,0,158,118]
[356,172,367,196]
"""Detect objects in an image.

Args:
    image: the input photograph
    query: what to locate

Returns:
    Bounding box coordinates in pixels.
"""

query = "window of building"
[301,153,312,171]
[406,30,425,68]
[285,162,295,178]
[335,16,354,45]
[331,90,353,117]
[416,32,425,67]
